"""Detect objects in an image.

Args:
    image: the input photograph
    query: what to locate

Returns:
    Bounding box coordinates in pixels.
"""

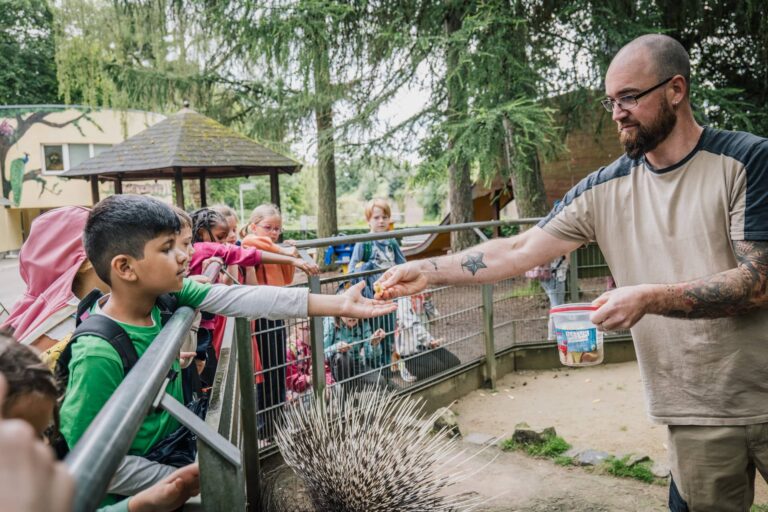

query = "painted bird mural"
[9,152,29,206]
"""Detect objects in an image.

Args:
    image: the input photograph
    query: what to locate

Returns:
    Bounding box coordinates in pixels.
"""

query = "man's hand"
[127,463,200,512]
[590,284,654,331]
[374,262,428,299]
[0,376,74,512]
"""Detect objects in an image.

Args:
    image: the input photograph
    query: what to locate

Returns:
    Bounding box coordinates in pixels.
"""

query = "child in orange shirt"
[240,204,299,440]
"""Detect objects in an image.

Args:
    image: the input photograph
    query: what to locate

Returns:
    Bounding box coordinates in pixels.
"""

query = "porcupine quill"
[275,386,500,511]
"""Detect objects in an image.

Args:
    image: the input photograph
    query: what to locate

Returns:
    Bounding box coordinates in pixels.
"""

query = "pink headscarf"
[1,206,90,345]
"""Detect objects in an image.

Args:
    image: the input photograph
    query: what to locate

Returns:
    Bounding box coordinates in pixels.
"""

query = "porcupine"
[275,386,479,512]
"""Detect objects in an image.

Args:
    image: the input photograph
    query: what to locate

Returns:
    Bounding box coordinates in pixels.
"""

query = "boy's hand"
[128,463,200,512]
[375,262,428,299]
[187,274,211,284]
[371,328,386,345]
[202,257,225,273]
[337,342,351,353]
[429,338,443,348]
[341,281,398,317]
[293,257,320,276]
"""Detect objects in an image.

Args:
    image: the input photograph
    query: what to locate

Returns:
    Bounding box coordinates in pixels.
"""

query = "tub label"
[556,328,597,353]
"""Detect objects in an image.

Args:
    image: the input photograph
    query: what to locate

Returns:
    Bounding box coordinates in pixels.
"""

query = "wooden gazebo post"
[174,167,185,208]
[269,169,281,210]
[90,176,100,204]
[199,169,207,207]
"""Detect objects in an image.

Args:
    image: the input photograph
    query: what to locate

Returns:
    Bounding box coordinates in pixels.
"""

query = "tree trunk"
[313,39,338,264]
[502,115,549,218]
[445,4,475,251]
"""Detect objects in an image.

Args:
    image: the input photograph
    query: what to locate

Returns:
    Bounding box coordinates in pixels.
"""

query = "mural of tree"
[0,107,98,204]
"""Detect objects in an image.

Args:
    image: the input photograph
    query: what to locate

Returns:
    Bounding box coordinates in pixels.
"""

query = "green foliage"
[501,435,571,458]
[601,456,656,484]
[0,0,59,104]
[554,455,574,466]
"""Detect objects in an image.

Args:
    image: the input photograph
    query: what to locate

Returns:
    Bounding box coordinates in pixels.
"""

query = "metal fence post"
[307,274,327,403]
[482,283,497,389]
[235,317,261,511]
[568,249,580,302]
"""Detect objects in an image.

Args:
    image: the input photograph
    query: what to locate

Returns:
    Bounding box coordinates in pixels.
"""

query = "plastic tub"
[549,303,604,367]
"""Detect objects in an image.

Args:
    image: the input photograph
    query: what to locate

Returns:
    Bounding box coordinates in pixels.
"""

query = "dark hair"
[191,207,227,243]
[171,205,192,230]
[84,195,181,285]
[0,330,59,436]
[619,34,691,96]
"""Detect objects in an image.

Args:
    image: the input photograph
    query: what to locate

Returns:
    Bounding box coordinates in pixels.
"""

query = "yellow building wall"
[0,107,165,252]
[0,208,22,252]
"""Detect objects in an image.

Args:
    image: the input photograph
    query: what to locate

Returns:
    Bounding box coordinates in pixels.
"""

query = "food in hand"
[374,282,384,296]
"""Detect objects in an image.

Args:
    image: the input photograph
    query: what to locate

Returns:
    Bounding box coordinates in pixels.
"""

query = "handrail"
[291,218,542,250]
[65,262,222,512]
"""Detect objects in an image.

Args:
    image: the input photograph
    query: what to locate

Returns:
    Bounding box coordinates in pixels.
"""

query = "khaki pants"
[669,423,768,511]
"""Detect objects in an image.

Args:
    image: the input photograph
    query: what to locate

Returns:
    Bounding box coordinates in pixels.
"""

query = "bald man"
[377,34,768,511]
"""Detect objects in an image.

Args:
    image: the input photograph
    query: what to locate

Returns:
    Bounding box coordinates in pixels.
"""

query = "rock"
[433,407,461,437]
[512,422,556,445]
[575,449,610,466]
[464,432,495,446]
[651,461,670,478]
[563,447,582,459]
[626,454,651,467]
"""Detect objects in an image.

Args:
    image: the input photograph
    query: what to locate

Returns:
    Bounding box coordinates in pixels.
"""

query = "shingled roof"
[62,108,301,180]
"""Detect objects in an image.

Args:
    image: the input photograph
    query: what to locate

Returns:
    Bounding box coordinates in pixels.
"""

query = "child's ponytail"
[190,208,227,243]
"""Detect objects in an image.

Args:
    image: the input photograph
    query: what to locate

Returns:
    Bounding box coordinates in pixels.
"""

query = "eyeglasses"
[600,76,674,112]
[256,224,282,234]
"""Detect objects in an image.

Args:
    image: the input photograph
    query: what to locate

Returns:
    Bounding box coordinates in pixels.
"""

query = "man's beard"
[619,98,677,160]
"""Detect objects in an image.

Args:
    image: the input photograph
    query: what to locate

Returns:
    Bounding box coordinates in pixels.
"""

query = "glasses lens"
[600,99,614,112]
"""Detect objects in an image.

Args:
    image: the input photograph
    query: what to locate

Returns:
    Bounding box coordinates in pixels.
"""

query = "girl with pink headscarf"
[1,206,107,357]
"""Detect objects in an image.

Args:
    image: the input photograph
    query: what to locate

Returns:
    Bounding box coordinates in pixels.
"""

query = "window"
[43,145,65,172]
[41,143,113,174]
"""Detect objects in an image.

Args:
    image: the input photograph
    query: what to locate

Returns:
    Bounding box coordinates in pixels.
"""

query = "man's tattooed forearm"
[664,240,768,318]
[460,252,487,276]
[428,259,439,271]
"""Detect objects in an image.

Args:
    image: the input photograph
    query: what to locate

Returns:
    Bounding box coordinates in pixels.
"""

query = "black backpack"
[52,289,178,458]
[54,289,179,393]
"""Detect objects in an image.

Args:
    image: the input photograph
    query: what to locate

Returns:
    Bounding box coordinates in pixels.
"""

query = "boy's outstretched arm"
[195,281,395,321]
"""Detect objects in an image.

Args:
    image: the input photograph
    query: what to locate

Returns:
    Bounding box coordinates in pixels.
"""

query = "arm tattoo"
[460,252,487,276]
[665,240,768,318]
[428,259,439,271]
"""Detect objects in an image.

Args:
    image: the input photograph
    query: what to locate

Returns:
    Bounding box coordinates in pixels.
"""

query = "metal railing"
[64,218,620,511]
[64,262,251,512]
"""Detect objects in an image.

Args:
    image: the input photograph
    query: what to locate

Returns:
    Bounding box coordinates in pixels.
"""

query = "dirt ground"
[450,361,768,510]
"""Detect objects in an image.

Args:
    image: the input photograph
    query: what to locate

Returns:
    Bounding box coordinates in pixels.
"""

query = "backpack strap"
[70,315,139,376]
[155,293,179,326]
[361,241,372,263]
[75,288,105,326]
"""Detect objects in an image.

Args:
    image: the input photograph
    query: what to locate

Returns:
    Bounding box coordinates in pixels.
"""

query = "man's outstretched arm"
[591,241,768,330]
[377,227,581,298]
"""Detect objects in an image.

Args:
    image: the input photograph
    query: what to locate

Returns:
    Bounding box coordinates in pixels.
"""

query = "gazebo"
[62,107,302,210]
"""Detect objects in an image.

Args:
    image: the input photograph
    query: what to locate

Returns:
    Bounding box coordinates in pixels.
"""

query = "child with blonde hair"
[241,203,303,439]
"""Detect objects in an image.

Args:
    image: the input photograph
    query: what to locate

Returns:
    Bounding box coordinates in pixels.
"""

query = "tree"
[0,0,59,105]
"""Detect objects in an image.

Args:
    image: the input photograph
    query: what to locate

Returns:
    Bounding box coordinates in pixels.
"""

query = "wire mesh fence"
[240,224,619,450]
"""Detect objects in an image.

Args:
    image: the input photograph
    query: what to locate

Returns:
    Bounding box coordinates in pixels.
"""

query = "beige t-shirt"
[540,127,768,426]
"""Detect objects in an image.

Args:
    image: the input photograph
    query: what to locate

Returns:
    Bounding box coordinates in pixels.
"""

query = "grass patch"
[554,455,574,466]
[601,456,655,483]
[751,505,768,512]
[501,281,544,300]
[501,435,571,458]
